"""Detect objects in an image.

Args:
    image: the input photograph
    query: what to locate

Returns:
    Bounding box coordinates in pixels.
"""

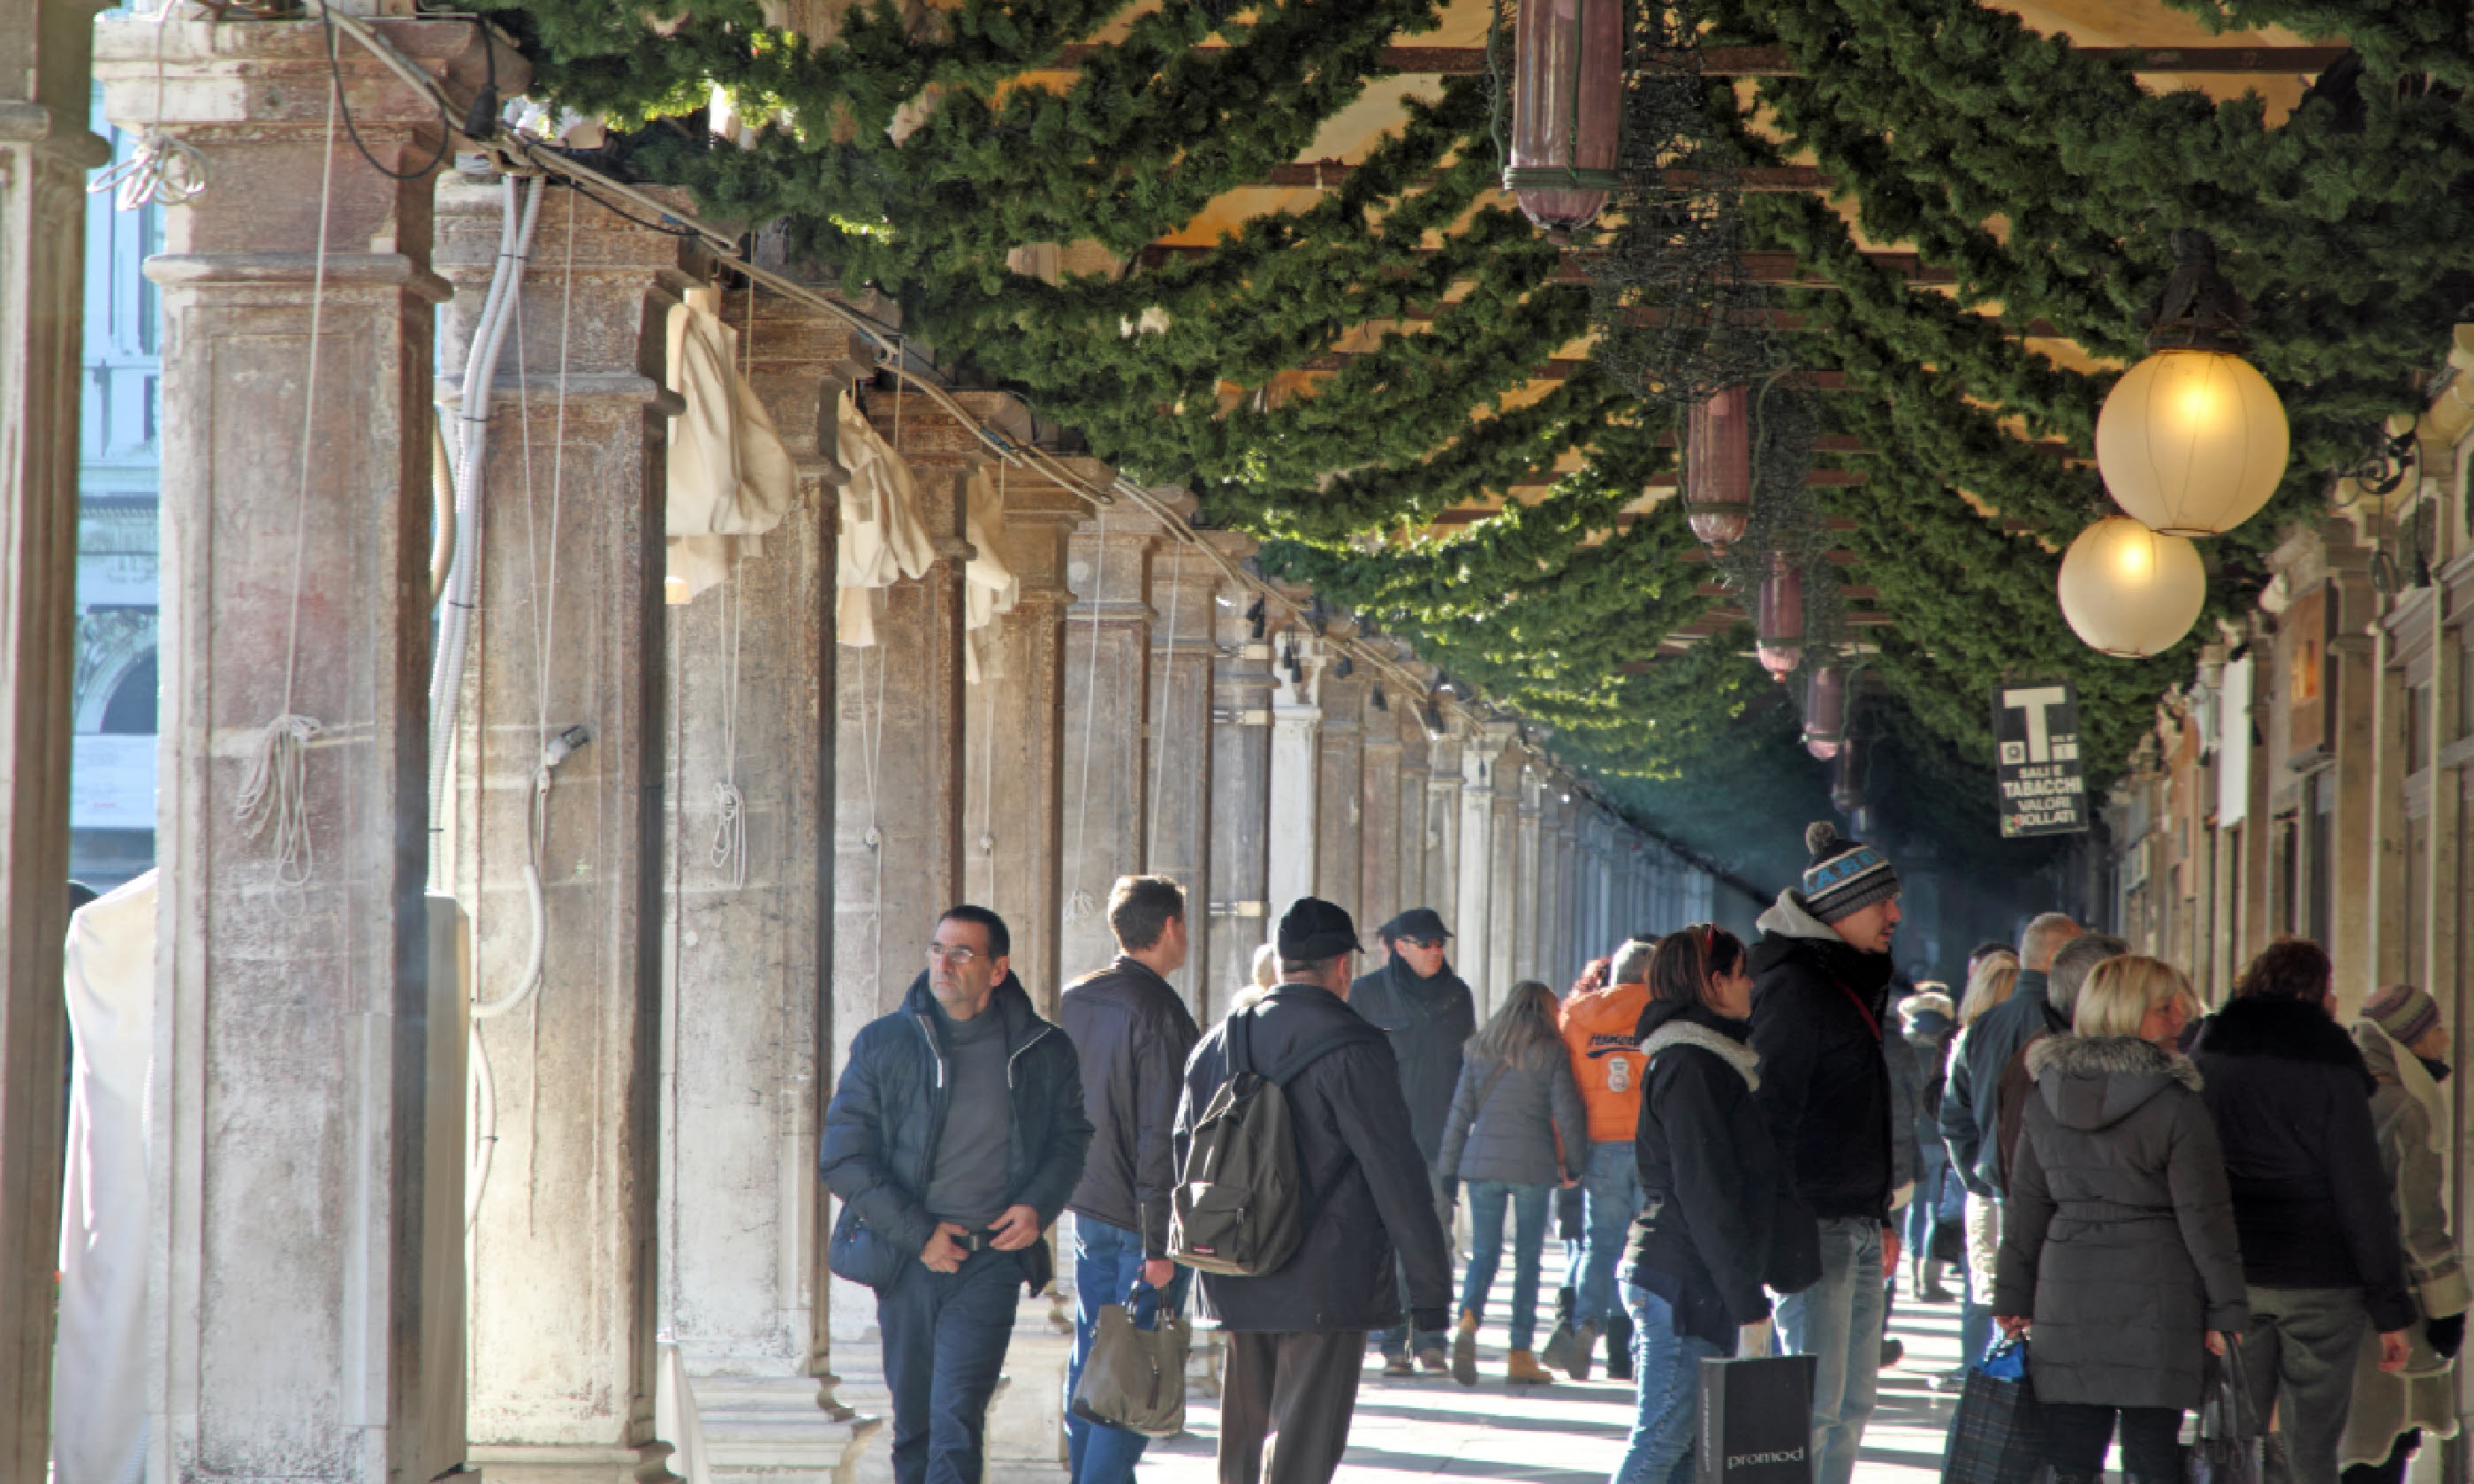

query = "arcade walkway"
[1138,1284,1963,1484]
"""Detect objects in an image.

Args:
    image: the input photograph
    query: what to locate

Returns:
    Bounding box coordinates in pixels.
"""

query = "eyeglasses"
[925,944,982,966]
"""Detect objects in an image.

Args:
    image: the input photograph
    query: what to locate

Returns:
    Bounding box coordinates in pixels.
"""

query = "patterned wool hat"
[1801,821,1901,925]
[2364,983,2441,1049]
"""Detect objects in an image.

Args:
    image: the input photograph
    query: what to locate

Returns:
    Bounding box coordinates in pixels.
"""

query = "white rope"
[859,635,890,986]
[232,46,339,887]
[1063,512,1107,925]
[975,682,998,901]
[89,0,208,211]
[710,554,748,888]
[1144,552,1182,864]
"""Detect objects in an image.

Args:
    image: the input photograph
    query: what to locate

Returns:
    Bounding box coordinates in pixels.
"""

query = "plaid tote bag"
[1940,1339,2047,1484]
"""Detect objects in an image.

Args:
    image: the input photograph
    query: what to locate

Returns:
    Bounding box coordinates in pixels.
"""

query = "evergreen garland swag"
[482,0,2474,870]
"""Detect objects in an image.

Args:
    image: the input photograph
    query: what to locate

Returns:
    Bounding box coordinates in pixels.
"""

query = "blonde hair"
[1250,942,1280,991]
[1957,952,2021,1028]
[2074,955,2192,1041]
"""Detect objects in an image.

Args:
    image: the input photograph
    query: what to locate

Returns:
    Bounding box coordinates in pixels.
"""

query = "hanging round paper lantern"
[1757,551,1802,678]
[1505,0,1623,237]
[2095,349,2288,536]
[2057,517,2207,658]
[1685,385,1752,550]
[1802,662,1847,761]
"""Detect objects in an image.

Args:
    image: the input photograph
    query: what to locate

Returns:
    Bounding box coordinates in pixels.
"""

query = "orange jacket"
[1560,980,1651,1144]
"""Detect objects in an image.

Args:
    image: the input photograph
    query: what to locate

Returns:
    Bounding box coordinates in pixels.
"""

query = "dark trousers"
[1379,1175,1453,1358]
[2044,1402,2184,1480]
[1218,1331,1365,1484]
[878,1246,1024,1484]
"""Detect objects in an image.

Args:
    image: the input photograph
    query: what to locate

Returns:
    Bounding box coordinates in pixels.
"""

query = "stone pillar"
[1316,663,1366,932]
[1456,724,1498,1010]
[1553,799,1580,985]
[1359,687,1405,940]
[1146,534,1221,1012]
[1203,546,1273,1019]
[441,177,685,1484]
[966,445,1087,1012]
[1491,741,1528,996]
[1423,719,1463,939]
[1513,763,1544,983]
[1058,511,1157,982]
[0,1,101,1466]
[1266,638,1325,917]
[658,284,878,1476]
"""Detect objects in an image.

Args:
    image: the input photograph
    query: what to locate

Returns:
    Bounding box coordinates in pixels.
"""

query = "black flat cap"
[1377,907,1453,943]
[1277,897,1362,960]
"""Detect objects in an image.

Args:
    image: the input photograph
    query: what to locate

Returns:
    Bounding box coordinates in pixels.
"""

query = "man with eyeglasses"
[1347,907,1476,1376]
[822,905,1093,1484]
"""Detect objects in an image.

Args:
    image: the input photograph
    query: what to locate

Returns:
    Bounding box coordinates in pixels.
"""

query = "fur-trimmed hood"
[2192,994,2374,1092]
[1637,998,1761,1091]
[2026,1034,2201,1132]
[1900,989,1955,1023]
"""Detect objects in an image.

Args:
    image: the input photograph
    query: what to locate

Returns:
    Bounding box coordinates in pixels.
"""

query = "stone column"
[1393,691,1431,919]
[1316,663,1366,932]
[1203,544,1273,1019]
[1058,507,1163,983]
[1266,638,1326,917]
[1455,724,1498,1009]
[0,1,101,1466]
[658,284,877,1476]
[1495,745,1531,993]
[1553,799,1580,985]
[1424,719,1463,940]
[1513,764,1544,983]
[966,446,1087,1011]
[441,177,685,1484]
[1146,534,1221,1012]
[1359,687,1405,939]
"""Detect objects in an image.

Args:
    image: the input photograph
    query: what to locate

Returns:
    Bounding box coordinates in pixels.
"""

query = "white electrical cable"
[1063,513,1106,926]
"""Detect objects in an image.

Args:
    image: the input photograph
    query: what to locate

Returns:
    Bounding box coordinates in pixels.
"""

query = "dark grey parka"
[1437,1039,1588,1188]
[1994,1034,2249,1411]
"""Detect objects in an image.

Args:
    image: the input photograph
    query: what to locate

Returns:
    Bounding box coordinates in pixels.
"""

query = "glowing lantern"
[2095,230,2289,536]
[2058,517,2207,658]
[1505,0,1623,238]
[1685,385,1752,550]
[1832,736,1866,820]
[1802,663,1846,761]
[1757,551,1802,678]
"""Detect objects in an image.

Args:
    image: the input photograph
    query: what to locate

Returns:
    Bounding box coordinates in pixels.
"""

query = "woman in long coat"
[1995,956,2248,1484]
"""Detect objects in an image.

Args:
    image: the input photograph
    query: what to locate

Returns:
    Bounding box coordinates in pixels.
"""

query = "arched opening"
[99,649,156,735]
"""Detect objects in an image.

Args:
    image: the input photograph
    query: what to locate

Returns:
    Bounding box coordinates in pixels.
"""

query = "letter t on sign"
[2001,686,2069,764]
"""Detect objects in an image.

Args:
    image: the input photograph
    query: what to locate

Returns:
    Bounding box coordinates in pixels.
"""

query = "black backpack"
[1169,1004,1374,1276]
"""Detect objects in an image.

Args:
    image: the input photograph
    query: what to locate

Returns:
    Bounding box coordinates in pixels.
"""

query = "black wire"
[318,4,454,183]
[545,173,702,238]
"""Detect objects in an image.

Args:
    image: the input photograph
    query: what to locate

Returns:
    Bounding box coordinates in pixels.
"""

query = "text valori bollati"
[1992,682,2090,838]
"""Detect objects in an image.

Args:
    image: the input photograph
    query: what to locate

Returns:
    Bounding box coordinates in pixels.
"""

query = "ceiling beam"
[1135,243,1959,286]
[1051,43,2349,77]
[1252,162,1832,191]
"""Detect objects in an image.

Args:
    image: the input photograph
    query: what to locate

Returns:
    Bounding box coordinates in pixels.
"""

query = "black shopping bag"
[2187,1345,2263,1484]
[1696,1353,1818,1484]
[1939,1339,2045,1484]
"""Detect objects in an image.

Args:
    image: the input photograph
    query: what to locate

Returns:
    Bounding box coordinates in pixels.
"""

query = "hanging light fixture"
[1802,662,1847,761]
[2094,230,2290,536]
[1684,385,1752,551]
[1757,550,1803,678]
[2058,516,2208,657]
[1505,0,1623,238]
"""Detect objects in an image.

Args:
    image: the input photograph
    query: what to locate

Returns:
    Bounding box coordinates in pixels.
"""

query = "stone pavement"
[1135,1275,1965,1484]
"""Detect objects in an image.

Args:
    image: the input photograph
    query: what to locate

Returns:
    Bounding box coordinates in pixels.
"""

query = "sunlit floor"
[1140,1270,1964,1484]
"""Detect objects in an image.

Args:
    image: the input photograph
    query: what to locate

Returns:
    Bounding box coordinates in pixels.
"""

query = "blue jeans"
[1462,1180,1552,1351]
[1773,1217,1885,1484]
[1613,1285,1719,1484]
[878,1246,1025,1484]
[1578,1141,1642,1329]
[1904,1146,1946,1255]
[1067,1216,1193,1484]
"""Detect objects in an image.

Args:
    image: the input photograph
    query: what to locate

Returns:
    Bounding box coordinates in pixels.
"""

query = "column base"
[687,1374,887,1484]
[467,1442,679,1484]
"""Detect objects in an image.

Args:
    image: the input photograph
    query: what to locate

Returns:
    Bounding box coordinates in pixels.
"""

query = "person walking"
[1993,955,2247,1484]
[1746,822,1906,1484]
[1898,981,1957,1303]
[1059,876,1204,1484]
[1350,907,1477,1375]
[1550,935,1657,1380]
[2337,985,2469,1484]
[1613,924,1808,1484]
[1176,897,1453,1484]
[2190,939,2415,1484]
[821,906,1094,1484]
[1438,979,1590,1387]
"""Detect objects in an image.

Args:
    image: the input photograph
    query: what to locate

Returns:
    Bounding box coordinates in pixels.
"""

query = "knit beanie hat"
[2364,983,2441,1049]
[1801,821,1901,925]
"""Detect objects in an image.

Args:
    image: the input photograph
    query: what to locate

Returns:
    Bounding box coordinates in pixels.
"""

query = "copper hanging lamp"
[1757,550,1803,678]
[1505,0,1624,238]
[1684,384,1752,550]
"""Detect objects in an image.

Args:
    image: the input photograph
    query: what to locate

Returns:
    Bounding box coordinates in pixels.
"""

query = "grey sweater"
[1438,1041,1589,1187]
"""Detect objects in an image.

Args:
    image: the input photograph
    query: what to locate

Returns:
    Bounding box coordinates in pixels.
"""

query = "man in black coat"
[1058,875,1203,1484]
[1177,897,1453,1484]
[821,905,1093,1484]
[1347,905,1476,1374]
[1746,822,1905,1484]
[2190,938,2415,1484]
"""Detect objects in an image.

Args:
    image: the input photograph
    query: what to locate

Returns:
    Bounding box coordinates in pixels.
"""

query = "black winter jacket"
[1174,981,1454,1334]
[1350,955,1478,1168]
[1747,890,1897,1224]
[820,973,1093,1294]
[2190,996,2416,1330]
[1624,999,1794,1350]
[1939,971,2061,1198]
[1059,956,1202,1260]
